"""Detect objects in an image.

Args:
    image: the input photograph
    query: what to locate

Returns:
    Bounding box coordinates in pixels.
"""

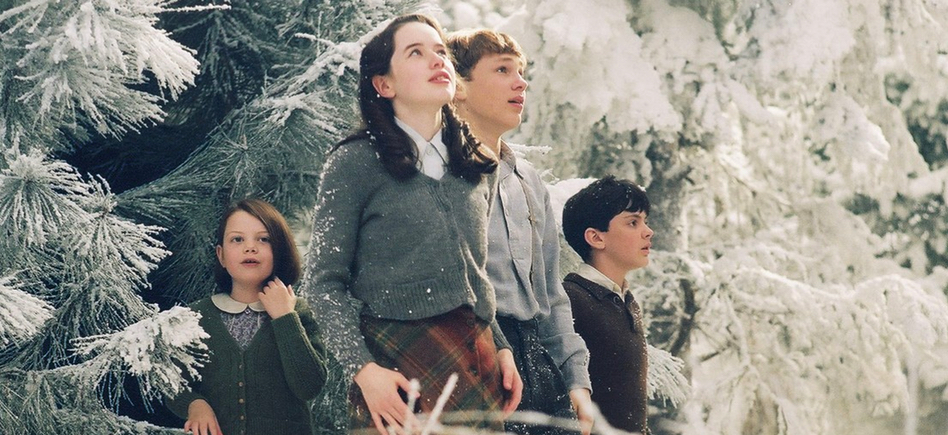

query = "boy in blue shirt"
[448,29,594,435]
[561,176,654,434]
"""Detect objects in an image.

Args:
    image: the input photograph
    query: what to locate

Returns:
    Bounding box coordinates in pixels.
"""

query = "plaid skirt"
[349,307,505,432]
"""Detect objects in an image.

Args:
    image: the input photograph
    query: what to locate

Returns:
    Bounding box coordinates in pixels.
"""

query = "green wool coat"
[167,297,328,435]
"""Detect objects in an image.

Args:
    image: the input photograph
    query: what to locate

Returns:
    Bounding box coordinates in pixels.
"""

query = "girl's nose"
[431,52,445,69]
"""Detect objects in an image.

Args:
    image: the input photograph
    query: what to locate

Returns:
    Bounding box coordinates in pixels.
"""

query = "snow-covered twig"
[421,373,458,435]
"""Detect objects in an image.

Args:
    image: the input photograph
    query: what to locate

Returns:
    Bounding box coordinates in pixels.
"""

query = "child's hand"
[259,277,295,319]
[569,388,595,435]
[354,362,420,435]
[497,348,523,416]
[184,399,223,435]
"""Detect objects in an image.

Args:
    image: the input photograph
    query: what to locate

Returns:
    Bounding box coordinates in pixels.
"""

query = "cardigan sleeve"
[300,143,378,377]
[271,297,329,402]
[166,390,205,420]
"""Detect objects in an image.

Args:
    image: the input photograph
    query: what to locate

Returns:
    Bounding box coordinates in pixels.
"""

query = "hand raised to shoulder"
[259,277,295,319]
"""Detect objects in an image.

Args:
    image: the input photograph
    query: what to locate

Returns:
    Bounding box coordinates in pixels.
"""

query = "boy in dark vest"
[561,176,654,434]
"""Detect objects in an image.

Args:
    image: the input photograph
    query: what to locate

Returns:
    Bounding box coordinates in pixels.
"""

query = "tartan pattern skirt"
[349,307,505,431]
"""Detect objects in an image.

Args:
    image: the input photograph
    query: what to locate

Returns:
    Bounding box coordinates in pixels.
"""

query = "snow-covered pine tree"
[2,0,428,433]
[115,1,422,432]
[8,0,947,433]
[435,0,948,434]
[0,2,214,433]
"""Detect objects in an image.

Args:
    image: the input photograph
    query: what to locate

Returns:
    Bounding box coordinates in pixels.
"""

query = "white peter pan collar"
[211,293,267,314]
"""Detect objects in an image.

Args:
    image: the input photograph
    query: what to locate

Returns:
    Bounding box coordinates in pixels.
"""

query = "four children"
[170,13,654,435]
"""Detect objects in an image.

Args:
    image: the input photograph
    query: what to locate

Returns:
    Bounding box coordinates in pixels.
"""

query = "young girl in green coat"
[169,199,328,435]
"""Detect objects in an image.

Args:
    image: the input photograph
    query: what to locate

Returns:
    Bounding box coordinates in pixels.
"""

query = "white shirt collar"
[394,116,449,178]
[576,263,628,295]
[211,293,267,314]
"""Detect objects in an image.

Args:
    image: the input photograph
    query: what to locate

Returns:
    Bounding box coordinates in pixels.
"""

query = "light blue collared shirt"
[486,143,591,391]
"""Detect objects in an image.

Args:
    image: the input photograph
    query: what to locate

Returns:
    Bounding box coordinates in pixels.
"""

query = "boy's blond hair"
[447,29,526,79]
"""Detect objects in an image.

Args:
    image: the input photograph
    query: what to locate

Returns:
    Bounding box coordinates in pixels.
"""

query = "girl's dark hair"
[562,176,651,262]
[214,199,302,293]
[339,13,496,181]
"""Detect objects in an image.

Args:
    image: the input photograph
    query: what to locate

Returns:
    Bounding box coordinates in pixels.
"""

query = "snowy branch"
[0,275,53,346]
[69,305,209,404]
[0,150,89,248]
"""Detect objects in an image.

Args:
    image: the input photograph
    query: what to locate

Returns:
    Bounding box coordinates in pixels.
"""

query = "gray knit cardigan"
[301,138,508,374]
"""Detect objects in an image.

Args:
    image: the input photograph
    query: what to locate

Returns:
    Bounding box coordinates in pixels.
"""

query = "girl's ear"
[372,75,395,99]
[584,228,606,251]
[216,245,225,268]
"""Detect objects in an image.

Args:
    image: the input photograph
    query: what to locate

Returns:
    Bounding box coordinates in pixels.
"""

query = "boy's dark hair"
[214,198,301,293]
[562,176,651,262]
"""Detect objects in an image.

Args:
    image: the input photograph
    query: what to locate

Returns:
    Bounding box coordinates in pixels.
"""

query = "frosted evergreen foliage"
[71,305,209,406]
[433,1,948,432]
[0,150,89,249]
[0,275,53,346]
[0,308,204,435]
[14,278,154,370]
[69,177,170,286]
[647,346,689,407]
[0,0,199,148]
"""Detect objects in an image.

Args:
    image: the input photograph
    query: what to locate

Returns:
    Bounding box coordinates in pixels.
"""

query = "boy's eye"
[497,66,508,73]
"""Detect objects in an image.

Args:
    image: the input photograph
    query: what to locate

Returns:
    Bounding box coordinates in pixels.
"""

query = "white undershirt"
[576,263,628,296]
[395,117,449,180]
